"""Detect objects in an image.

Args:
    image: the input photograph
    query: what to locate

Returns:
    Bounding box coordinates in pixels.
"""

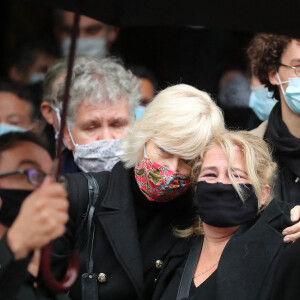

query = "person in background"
[7,39,58,87]
[154,131,300,300]
[0,132,69,300]
[53,10,118,58]
[128,65,157,120]
[249,33,300,205]
[248,75,277,126]
[0,81,41,134]
[40,58,68,157]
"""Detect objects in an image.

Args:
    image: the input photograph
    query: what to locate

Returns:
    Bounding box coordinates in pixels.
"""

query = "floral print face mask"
[134,156,191,202]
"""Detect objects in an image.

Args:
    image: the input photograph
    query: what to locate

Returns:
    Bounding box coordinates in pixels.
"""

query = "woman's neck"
[202,223,239,256]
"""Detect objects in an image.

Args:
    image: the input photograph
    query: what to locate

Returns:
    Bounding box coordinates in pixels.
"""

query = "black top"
[189,271,217,299]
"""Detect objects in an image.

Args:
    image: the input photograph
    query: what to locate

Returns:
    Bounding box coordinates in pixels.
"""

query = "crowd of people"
[0,7,299,300]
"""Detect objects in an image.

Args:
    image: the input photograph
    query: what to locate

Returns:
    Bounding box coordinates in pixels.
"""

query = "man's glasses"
[280,63,300,77]
[0,168,46,187]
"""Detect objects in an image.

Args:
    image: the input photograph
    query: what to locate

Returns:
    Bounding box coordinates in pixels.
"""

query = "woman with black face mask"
[153,131,300,300]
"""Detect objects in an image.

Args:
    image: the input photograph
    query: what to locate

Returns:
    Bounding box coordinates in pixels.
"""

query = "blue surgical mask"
[249,86,277,121]
[0,123,26,136]
[277,73,300,115]
[135,105,145,120]
[30,73,45,85]
[61,37,107,58]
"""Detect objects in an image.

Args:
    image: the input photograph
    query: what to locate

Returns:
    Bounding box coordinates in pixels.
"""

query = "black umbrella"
[22,0,300,37]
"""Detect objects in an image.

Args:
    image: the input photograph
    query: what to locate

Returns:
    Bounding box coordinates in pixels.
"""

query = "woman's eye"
[158,146,167,153]
[233,173,244,179]
[182,159,192,165]
[201,173,216,178]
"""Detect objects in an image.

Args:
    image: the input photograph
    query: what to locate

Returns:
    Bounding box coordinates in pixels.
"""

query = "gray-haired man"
[57,57,140,174]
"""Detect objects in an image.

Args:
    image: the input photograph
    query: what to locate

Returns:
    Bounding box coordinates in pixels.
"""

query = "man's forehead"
[62,12,104,28]
[79,98,130,114]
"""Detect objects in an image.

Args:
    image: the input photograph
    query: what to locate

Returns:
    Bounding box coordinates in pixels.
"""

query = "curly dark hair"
[247,33,292,100]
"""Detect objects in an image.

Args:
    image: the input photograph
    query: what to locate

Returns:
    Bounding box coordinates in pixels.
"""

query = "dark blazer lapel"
[95,163,145,299]
[217,200,291,300]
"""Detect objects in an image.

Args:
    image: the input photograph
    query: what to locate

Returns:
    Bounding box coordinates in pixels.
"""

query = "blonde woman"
[154,131,300,300]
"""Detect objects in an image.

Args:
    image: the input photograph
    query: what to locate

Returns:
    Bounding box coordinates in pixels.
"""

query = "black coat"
[0,239,69,300]
[153,199,296,300]
[0,238,30,300]
[52,162,194,300]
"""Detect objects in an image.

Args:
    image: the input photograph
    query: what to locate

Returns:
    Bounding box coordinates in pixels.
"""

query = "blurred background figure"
[7,39,58,87]
[248,75,277,125]
[53,10,118,58]
[128,64,157,119]
[0,81,41,134]
[40,58,68,157]
[249,33,300,205]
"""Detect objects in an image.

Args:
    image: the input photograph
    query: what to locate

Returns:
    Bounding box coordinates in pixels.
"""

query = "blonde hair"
[121,84,225,167]
[176,130,277,238]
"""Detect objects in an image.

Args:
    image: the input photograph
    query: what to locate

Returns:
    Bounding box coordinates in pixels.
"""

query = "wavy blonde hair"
[121,84,225,167]
[176,130,277,238]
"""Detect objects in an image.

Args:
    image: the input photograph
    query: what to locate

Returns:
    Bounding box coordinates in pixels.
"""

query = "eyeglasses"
[280,63,300,77]
[0,168,46,187]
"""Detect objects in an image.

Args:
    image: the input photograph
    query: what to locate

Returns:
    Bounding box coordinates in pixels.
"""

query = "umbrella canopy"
[22,0,300,37]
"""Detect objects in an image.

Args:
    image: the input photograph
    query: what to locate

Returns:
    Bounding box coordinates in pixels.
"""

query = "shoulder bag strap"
[80,172,100,300]
[176,238,203,300]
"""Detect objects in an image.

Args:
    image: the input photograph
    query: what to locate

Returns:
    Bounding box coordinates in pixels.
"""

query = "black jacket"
[153,200,296,300]
[0,238,68,300]
[52,162,194,300]
[0,238,30,300]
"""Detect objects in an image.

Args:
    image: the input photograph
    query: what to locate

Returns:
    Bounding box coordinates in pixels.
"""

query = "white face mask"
[68,128,124,172]
[61,37,107,58]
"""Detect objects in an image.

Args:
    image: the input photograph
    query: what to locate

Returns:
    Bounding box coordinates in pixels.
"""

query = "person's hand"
[6,176,69,259]
[282,205,300,243]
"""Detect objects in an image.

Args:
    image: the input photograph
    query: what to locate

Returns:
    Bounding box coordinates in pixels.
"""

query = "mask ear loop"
[276,72,289,95]
[143,145,149,158]
[67,127,78,147]
[50,105,61,139]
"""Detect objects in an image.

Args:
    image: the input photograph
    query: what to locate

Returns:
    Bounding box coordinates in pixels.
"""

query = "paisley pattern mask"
[134,157,191,202]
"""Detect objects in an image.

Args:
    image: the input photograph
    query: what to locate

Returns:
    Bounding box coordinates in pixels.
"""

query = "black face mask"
[194,182,258,227]
[0,189,32,227]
